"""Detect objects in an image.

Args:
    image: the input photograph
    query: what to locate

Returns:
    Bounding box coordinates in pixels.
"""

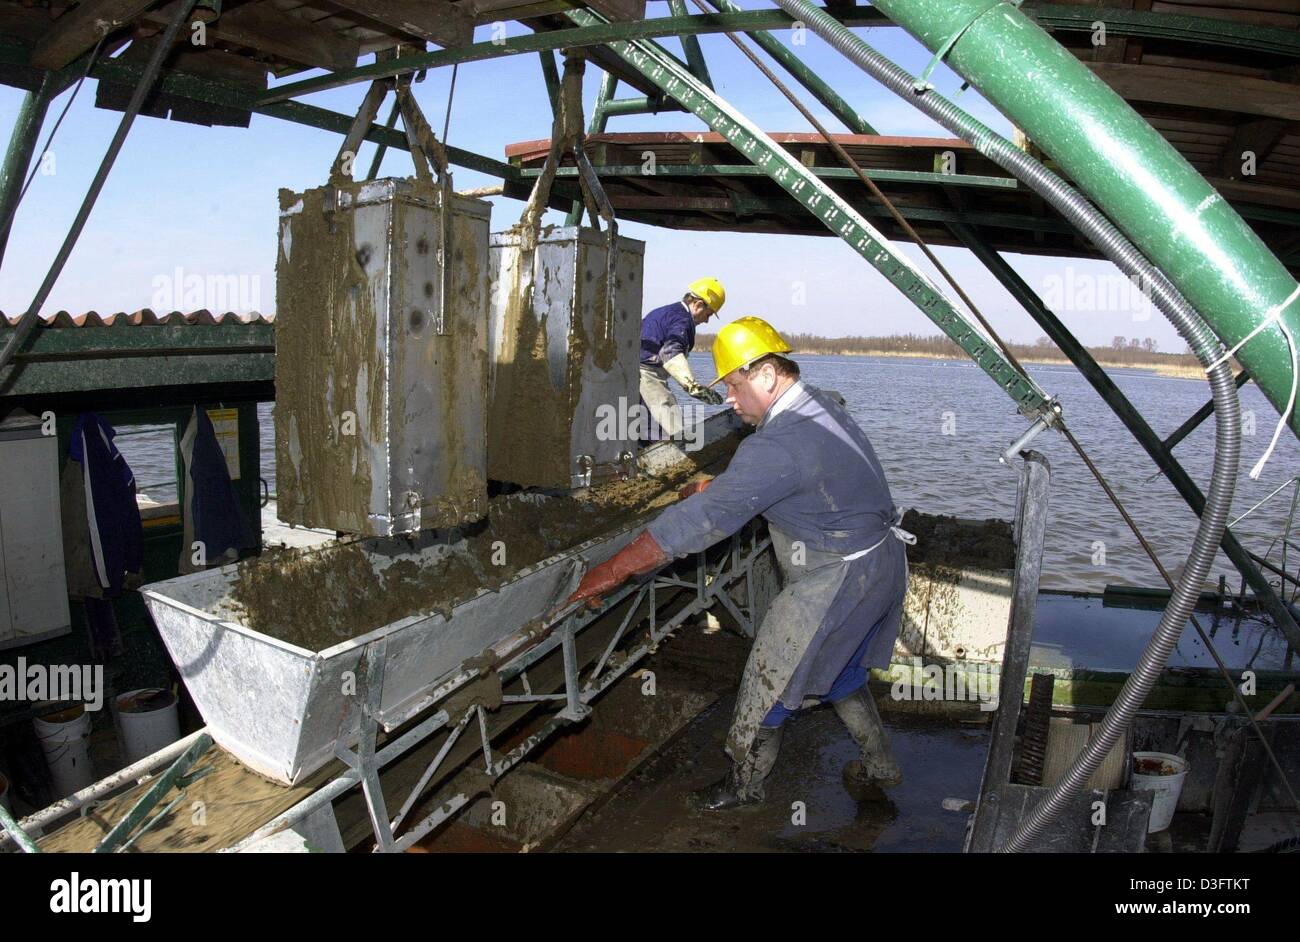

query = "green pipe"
[0,80,54,266]
[600,95,685,117]
[871,0,1300,437]
[704,0,876,135]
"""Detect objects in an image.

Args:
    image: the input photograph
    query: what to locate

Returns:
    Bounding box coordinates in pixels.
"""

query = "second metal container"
[487,225,644,489]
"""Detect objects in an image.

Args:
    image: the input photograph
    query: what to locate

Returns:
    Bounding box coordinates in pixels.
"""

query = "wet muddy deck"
[553,689,990,853]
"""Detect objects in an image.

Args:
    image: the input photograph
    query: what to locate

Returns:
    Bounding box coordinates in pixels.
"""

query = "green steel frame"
[562,6,1052,420]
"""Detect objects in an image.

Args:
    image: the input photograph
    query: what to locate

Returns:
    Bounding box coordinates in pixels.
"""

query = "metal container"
[487,225,644,489]
[275,177,491,536]
[142,520,634,785]
[140,410,743,786]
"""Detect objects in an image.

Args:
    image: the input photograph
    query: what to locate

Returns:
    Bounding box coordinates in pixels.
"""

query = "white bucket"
[33,704,94,799]
[115,688,180,766]
[1131,751,1189,833]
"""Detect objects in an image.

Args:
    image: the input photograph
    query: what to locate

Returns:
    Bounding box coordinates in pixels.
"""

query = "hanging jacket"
[66,413,143,597]
[179,407,254,573]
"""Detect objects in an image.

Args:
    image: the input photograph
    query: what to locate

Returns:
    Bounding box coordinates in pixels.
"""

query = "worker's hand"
[678,477,713,500]
[691,385,724,406]
[566,531,670,609]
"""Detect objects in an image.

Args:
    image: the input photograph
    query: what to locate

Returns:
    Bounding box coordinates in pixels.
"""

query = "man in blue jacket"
[639,277,726,438]
[570,317,911,810]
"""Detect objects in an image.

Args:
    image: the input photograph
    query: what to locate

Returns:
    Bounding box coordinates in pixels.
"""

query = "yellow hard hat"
[709,316,793,386]
[687,277,726,314]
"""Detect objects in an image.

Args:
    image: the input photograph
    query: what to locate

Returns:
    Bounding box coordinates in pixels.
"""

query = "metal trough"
[142,411,743,786]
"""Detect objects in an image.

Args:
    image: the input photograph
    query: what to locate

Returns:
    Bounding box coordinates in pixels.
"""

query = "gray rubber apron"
[725,519,911,764]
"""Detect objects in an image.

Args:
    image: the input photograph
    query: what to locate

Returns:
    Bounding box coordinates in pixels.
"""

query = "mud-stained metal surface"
[898,512,1016,663]
[487,225,644,488]
[274,177,491,536]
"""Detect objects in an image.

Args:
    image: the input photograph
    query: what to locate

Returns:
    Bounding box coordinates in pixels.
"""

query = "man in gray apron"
[568,317,911,811]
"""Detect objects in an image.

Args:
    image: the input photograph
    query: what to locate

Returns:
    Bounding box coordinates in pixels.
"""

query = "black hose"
[769,0,1242,851]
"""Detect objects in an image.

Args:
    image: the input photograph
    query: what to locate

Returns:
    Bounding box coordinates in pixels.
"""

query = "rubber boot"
[833,688,903,793]
[689,725,783,811]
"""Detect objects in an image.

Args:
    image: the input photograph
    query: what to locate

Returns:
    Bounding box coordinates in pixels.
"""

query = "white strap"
[841,511,917,561]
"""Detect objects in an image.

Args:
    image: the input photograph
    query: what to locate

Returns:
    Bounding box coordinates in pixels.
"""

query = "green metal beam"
[704,0,876,135]
[0,41,526,184]
[874,0,1300,438]
[0,79,52,265]
[525,163,1020,189]
[252,8,892,103]
[538,49,560,116]
[563,8,1052,419]
[600,95,686,117]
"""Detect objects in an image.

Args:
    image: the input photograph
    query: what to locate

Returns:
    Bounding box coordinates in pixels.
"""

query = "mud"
[275,183,383,534]
[40,744,319,853]
[487,228,573,487]
[228,434,739,651]
[901,510,1015,569]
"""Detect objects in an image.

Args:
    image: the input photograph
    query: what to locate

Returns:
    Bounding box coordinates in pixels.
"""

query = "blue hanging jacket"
[181,407,255,565]
[68,413,143,596]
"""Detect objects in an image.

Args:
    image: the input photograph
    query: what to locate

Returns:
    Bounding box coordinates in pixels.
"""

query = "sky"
[0,2,1185,350]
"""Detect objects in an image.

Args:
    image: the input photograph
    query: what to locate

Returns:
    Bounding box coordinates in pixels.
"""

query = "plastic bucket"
[1131,751,1189,833]
[34,703,94,799]
[115,688,180,766]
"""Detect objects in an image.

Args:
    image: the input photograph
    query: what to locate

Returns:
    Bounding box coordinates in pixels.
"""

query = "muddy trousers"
[639,364,684,439]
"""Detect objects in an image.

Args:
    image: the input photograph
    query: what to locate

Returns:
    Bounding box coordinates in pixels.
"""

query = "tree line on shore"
[694,332,1199,366]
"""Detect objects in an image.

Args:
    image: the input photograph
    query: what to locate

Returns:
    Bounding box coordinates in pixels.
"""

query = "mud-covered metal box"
[487,226,644,489]
[275,178,490,535]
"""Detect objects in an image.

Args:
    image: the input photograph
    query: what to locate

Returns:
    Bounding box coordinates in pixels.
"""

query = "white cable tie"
[1207,283,1300,373]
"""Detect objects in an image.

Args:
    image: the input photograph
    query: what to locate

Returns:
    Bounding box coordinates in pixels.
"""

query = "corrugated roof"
[1,310,275,327]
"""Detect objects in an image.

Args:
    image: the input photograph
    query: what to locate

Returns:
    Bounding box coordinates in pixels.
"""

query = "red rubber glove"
[678,476,714,500]
[567,531,669,609]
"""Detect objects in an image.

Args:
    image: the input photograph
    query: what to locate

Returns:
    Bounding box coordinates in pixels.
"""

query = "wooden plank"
[1218,117,1292,179]
[146,0,360,71]
[324,0,474,48]
[1087,62,1300,121]
[31,0,158,69]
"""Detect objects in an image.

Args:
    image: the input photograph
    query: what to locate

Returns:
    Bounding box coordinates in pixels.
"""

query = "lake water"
[112,352,1300,595]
